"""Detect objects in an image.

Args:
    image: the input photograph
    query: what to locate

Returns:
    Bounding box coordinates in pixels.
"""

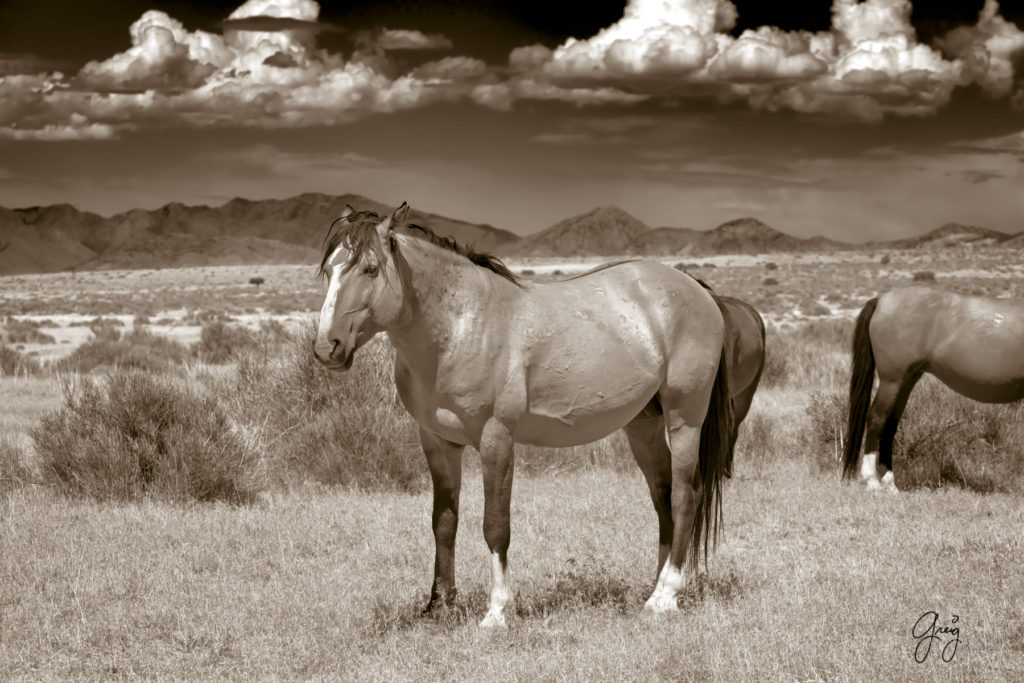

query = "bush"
[57,328,190,374]
[763,277,779,286]
[913,270,936,282]
[33,372,259,503]
[880,254,891,265]
[193,321,259,364]
[0,344,40,377]
[206,322,425,492]
[762,319,851,390]
[802,301,832,317]
[2,318,56,345]
[764,262,778,271]
[805,379,1024,493]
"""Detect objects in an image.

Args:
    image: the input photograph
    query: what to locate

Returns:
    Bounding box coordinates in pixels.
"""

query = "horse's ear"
[381,202,410,234]
[340,204,354,218]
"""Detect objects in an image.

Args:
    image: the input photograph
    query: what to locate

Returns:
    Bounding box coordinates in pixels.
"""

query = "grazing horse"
[314,203,734,627]
[706,290,766,475]
[843,286,1024,492]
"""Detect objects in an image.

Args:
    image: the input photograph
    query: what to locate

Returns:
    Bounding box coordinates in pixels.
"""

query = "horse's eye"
[363,263,379,277]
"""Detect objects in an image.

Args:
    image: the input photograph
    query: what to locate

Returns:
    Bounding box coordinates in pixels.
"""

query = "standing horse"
[843,286,1024,492]
[314,203,734,627]
[701,288,766,476]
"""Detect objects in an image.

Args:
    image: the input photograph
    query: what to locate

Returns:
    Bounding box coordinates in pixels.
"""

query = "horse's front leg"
[478,418,515,628]
[420,427,465,613]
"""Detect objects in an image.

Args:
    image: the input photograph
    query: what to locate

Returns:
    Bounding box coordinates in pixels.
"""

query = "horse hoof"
[643,593,679,614]
[479,611,507,629]
[864,477,881,491]
[881,472,899,494]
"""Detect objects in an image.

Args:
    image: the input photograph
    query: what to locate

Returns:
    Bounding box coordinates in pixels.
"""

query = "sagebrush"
[32,372,260,503]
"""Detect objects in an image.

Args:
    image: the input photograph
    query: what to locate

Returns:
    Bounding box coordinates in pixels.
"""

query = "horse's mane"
[318,209,522,287]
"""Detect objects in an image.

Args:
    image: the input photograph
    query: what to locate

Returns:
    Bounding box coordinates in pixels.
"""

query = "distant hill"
[0,193,518,275]
[517,211,851,258]
[503,206,650,257]
[872,223,1014,250]
[627,218,848,256]
[1,197,1019,275]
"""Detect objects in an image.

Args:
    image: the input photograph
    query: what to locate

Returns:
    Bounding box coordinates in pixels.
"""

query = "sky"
[1,0,1023,241]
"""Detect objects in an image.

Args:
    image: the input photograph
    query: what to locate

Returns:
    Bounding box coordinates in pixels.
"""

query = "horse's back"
[872,286,1024,402]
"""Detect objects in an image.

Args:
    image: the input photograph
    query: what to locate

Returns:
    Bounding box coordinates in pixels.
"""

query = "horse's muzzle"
[313,339,354,371]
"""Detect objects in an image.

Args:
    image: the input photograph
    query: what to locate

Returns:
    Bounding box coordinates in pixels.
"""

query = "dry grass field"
[2,247,1023,680]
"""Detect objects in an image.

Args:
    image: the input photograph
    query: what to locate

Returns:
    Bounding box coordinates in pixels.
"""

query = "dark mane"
[404,223,522,287]
[318,209,522,287]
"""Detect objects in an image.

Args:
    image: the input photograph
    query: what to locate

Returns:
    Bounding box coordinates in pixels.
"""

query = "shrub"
[763,277,779,287]
[764,262,778,271]
[802,301,832,317]
[880,254,891,265]
[762,319,851,391]
[1,344,40,377]
[206,322,425,492]
[57,328,190,374]
[804,379,1024,493]
[193,321,259,364]
[913,270,936,282]
[249,277,265,288]
[2,318,56,345]
[33,372,259,503]
[520,268,536,276]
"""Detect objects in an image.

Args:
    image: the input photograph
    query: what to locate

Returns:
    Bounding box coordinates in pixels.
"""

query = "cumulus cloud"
[3,0,1023,139]
[1,0,485,138]
[75,11,225,92]
[518,0,1022,120]
[939,0,1024,99]
[378,29,454,51]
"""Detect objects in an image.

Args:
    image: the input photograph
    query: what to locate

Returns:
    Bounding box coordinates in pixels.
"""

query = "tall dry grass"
[0,344,41,377]
[204,321,426,492]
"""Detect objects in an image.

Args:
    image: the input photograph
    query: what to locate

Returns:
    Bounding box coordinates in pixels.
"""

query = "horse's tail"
[843,297,878,479]
[692,337,734,572]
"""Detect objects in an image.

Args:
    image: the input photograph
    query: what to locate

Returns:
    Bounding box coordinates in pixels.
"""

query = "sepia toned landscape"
[2,198,1023,680]
[5,0,1024,678]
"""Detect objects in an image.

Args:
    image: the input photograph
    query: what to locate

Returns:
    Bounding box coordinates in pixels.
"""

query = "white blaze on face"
[317,246,346,349]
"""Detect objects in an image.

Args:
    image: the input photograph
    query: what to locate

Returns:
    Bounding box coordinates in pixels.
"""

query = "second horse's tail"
[843,297,878,479]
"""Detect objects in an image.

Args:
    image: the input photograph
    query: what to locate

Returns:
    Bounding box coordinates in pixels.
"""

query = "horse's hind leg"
[420,427,465,613]
[861,370,919,493]
[876,372,922,494]
[623,412,673,582]
[638,387,712,612]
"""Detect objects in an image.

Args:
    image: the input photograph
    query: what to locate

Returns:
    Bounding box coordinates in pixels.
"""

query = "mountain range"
[0,194,1019,275]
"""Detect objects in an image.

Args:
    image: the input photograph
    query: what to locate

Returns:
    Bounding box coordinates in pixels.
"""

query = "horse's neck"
[386,241,517,366]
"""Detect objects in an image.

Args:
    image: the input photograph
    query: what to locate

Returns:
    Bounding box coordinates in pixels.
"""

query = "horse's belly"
[929,364,1024,403]
[513,387,654,447]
